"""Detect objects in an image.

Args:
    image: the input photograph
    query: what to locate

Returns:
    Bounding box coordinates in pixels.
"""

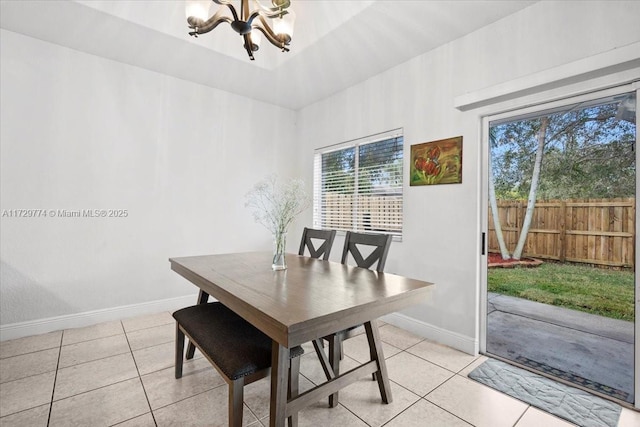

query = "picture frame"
[409,136,463,186]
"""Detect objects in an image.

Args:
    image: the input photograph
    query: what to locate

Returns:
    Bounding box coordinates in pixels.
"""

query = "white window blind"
[313,130,404,238]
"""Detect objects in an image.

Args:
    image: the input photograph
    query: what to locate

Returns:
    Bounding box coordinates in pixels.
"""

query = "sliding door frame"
[478,82,640,409]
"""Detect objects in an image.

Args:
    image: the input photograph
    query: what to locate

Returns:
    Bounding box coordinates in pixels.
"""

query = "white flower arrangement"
[245,175,310,269]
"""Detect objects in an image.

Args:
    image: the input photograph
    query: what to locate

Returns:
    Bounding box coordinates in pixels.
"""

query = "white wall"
[292,1,640,353]
[0,30,296,327]
[2,1,639,346]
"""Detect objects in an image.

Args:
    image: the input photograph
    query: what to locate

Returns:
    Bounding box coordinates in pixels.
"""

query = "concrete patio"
[486,292,635,404]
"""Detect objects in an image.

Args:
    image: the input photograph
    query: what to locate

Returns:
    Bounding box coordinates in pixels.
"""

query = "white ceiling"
[0,0,536,110]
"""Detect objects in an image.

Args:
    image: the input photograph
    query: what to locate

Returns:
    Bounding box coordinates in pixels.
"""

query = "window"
[313,129,404,238]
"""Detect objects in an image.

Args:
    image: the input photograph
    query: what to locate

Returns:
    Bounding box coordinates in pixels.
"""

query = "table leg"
[327,334,341,407]
[186,290,210,359]
[270,342,289,427]
[364,321,392,404]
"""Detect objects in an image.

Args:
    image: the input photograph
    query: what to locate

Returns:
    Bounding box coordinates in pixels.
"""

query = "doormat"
[468,358,621,427]
[514,356,630,403]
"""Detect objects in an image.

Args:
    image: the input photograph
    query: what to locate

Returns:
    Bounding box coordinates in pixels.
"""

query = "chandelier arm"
[207,0,241,22]
[246,11,261,26]
[188,9,233,35]
[211,0,284,21]
[252,0,290,17]
[240,0,249,21]
[256,15,290,46]
[257,15,278,39]
[252,25,289,51]
[243,33,255,60]
[224,3,240,22]
[253,8,289,19]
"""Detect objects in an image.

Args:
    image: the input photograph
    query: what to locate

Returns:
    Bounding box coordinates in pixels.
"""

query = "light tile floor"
[1,312,639,427]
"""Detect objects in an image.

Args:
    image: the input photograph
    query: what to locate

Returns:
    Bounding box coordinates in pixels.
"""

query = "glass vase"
[272,231,287,271]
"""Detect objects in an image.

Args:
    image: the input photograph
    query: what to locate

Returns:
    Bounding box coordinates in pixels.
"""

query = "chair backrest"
[298,227,337,260]
[341,231,392,273]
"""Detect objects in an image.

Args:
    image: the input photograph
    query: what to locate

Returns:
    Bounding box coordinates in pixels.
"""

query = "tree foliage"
[321,138,403,194]
[489,97,636,260]
[491,102,636,200]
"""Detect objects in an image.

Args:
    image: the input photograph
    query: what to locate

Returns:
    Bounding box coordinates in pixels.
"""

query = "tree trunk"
[513,116,549,260]
[489,157,510,259]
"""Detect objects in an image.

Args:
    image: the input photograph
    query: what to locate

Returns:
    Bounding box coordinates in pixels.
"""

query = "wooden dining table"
[169,251,434,427]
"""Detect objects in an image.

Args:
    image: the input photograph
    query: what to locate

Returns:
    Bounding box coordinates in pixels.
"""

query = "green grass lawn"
[488,262,635,321]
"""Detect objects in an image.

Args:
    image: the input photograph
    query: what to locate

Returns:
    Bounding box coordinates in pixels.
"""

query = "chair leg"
[328,335,341,407]
[312,339,335,382]
[175,324,185,379]
[288,356,300,427]
[186,341,196,360]
[229,378,245,427]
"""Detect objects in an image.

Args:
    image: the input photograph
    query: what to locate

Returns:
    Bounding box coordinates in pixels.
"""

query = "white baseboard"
[0,294,198,342]
[381,312,478,356]
[1,296,479,355]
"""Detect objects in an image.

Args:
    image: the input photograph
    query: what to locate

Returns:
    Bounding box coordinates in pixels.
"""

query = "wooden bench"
[174,302,304,427]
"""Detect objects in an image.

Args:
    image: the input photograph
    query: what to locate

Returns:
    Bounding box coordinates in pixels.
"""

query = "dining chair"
[173,302,304,427]
[340,231,392,273]
[298,227,336,260]
[314,231,393,407]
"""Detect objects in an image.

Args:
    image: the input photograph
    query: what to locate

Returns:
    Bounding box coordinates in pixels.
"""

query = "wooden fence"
[322,193,403,234]
[488,198,635,268]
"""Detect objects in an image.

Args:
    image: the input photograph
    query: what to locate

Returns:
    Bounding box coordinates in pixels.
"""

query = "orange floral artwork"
[410,136,462,186]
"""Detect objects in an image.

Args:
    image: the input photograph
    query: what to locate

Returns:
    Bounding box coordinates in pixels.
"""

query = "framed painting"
[410,136,463,186]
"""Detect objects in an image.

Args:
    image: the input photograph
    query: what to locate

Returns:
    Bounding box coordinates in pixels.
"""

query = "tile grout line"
[379,394,475,427]
[0,350,60,386]
[149,384,228,412]
[381,347,475,426]
[510,405,532,427]
[401,350,461,375]
[379,396,421,426]
[57,349,132,371]
[421,375,476,426]
[41,322,146,424]
[400,337,479,375]
[61,332,124,348]
[338,400,372,426]
[46,329,64,427]
[453,360,534,427]
[381,376,425,425]
[244,401,262,426]
[122,320,175,336]
[121,321,159,427]
[0,343,61,361]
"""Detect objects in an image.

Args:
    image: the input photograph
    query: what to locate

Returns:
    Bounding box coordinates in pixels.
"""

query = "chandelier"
[185,0,295,61]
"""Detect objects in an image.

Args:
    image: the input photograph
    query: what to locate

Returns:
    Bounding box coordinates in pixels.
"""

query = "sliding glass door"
[480,85,638,408]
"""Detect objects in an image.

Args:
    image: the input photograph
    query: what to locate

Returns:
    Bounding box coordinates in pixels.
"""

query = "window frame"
[313,129,404,241]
